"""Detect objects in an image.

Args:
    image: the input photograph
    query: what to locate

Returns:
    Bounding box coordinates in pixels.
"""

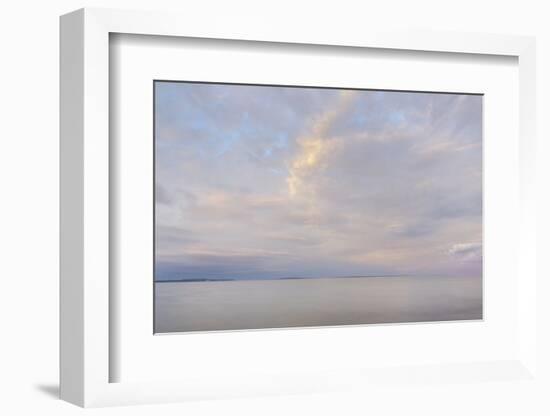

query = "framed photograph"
[60,8,538,407]
[152,80,483,334]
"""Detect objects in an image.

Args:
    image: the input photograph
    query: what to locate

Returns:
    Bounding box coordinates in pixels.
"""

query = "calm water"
[154,275,482,333]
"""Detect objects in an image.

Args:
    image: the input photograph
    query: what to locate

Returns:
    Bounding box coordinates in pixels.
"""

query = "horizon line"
[154,274,477,283]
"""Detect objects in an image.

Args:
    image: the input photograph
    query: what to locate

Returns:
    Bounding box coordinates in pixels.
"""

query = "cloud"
[154,82,483,280]
[155,183,173,205]
[448,242,483,261]
[287,90,357,197]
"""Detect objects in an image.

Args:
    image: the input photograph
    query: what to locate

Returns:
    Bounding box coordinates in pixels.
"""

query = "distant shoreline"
[154,274,469,283]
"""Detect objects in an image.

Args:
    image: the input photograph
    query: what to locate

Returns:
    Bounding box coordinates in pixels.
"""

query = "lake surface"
[154,275,482,333]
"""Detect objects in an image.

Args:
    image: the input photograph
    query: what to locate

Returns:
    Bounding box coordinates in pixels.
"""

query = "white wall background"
[0,0,548,414]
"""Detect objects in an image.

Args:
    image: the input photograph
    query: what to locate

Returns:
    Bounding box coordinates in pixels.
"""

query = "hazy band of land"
[154,275,482,333]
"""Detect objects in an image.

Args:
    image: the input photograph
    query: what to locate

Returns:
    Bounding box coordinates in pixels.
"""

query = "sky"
[154,82,482,281]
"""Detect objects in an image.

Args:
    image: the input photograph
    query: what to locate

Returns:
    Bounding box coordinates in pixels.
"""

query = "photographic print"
[154,81,482,333]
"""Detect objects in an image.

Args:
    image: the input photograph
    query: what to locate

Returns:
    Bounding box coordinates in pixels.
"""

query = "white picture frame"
[60,7,538,407]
